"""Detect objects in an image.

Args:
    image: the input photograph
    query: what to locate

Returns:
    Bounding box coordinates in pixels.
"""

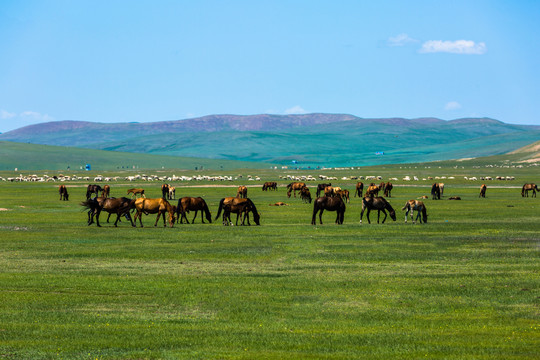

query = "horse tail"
[215,198,225,220]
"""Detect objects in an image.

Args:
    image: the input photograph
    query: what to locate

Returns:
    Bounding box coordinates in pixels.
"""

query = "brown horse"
[324,186,335,197]
[81,196,135,227]
[215,197,260,225]
[300,187,312,203]
[59,185,69,201]
[176,197,212,224]
[431,183,441,200]
[402,200,428,224]
[86,184,103,199]
[479,184,487,198]
[521,183,538,197]
[237,185,248,198]
[383,182,393,197]
[161,184,170,199]
[311,196,346,225]
[360,197,396,224]
[127,188,146,198]
[365,184,379,197]
[354,182,364,197]
[287,182,306,198]
[316,183,332,197]
[134,198,176,227]
[336,189,350,203]
[262,182,277,191]
[101,184,110,198]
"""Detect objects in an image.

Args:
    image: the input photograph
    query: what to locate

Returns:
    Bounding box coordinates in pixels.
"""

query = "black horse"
[311,196,345,225]
[86,184,103,200]
[360,197,396,224]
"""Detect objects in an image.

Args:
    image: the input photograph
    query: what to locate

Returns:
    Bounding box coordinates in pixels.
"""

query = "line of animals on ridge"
[57,181,538,228]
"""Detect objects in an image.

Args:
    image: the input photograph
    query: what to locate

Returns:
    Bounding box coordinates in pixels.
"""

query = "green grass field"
[0,166,538,359]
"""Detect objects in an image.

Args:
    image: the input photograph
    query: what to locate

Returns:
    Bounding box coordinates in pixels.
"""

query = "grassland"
[0,165,538,359]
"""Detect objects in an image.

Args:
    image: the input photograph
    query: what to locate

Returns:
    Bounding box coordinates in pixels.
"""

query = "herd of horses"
[70,181,538,227]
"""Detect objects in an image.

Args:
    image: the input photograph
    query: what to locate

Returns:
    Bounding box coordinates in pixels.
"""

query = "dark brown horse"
[176,197,212,224]
[134,198,176,227]
[402,200,428,224]
[86,184,103,199]
[316,183,332,197]
[287,182,306,198]
[161,184,170,199]
[360,197,396,224]
[262,182,277,191]
[59,185,69,201]
[300,187,312,203]
[311,196,346,225]
[354,182,364,197]
[237,185,248,198]
[431,183,441,200]
[81,196,135,227]
[101,184,110,198]
[383,182,393,197]
[127,188,145,198]
[479,184,487,198]
[521,183,538,197]
[215,197,260,226]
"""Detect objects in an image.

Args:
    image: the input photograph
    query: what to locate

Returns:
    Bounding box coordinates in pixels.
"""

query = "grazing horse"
[311,196,346,225]
[383,182,393,197]
[479,184,487,198]
[168,186,176,200]
[431,183,441,200]
[287,182,306,198]
[354,182,364,197]
[134,198,176,227]
[402,200,428,224]
[101,184,110,198]
[316,183,332,197]
[86,184,103,199]
[59,185,69,201]
[262,182,277,191]
[300,187,312,203]
[360,197,396,224]
[521,183,538,197]
[237,185,248,198]
[161,184,170,199]
[379,182,386,193]
[215,197,260,226]
[439,183,445,197]
[176,196,212,224]
[365,184,379,197]
[127,188,146,198]
[336,189,350,203]
[81,197,135,227]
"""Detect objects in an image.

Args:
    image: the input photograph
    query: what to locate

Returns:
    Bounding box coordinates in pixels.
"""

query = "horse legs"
[380,209,388,224]
[135,210,144,227]
[192,210,198,224]
[311,208,318,225]
[95,209,102,227]
[319,209,324,224]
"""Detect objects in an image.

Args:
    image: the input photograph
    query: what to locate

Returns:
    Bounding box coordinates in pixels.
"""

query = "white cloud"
[0,109,16,119]
[20,111,54,121]
[445,101,462,111]
[284,105,307,115]
[419,40,487,54]
[388,33,418,47]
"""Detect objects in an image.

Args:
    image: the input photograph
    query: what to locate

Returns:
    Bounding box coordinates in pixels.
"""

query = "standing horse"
[311,196,345,225]
[431,183,441,200]
[479,184,487,198]
[262,182,277,191]
[383,182,393,197]
[161,184,170,199]
[365,184,379,197]
[101,184,110,198]
[176,197,212,224]
[81,197,135,227]
[237,185,248,198]
[168,186,176,200]
[287,182,306,198]
[360,197,396,224]
[215,197,260,225]
[354,182,364,197]
[59,185,69,201]
[316,183,332,197]
[402,200,428,224]
[521,183,538,197]
[127,188,145,198]
[86,184,103,199]
[300,187,312,203]
[134,198,176,227]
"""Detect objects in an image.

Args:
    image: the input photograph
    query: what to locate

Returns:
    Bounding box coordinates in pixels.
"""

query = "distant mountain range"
[1,114,539,167]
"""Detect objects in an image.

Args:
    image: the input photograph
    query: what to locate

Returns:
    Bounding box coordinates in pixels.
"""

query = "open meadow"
[0,165,538,359]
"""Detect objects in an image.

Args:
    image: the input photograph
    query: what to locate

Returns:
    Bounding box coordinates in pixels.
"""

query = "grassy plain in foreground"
[0,166,538,359]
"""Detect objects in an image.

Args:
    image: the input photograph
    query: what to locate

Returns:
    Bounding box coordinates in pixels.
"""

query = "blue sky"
[1,0,539,132]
